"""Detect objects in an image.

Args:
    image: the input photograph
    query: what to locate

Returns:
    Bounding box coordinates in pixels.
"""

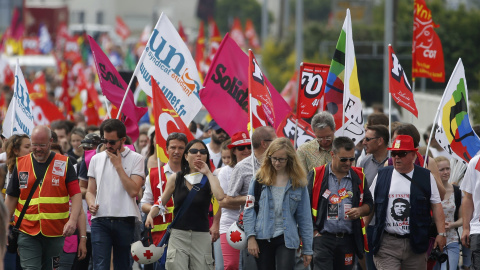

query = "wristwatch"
[438,232,447,237]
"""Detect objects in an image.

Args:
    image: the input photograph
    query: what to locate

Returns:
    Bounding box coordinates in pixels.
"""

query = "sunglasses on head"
[391,151,410,158]
[236,145,251,151]
[188,148,208,155]
[339,157,356,162]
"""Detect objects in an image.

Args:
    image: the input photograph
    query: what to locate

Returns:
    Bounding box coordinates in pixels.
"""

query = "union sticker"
[52,160,67,176]
[245,195,255,209]
[345,254,353,265]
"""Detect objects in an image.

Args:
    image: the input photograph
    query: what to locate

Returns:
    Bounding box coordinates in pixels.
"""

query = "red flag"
[204,18,222,75]
[178,21,188,44]
[276,112,316,148]
[61,73,74,120]
[22,37,40,55]
[64,35,82,64]
[297,63,329,119]
[230,18,246,49]
[389,45,418,118]
[115,16,131,41]
[27,79,65,125]
[30,72,48,98]
[151,76,194,163]
[0,58,14,87]
[248,50,275,129]
[280,71,298,110]
[412,0,445,82]
[245,19,261,51]
[195,21,206,79]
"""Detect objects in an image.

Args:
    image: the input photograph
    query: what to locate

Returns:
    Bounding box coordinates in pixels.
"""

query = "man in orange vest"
[5,125,82,270]
[141,132,188,245]
[307,137,373,270]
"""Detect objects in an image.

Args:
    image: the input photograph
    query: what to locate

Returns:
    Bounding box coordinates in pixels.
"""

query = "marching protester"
[4,125,82,270]
[86,119,145,270]
[308,137,372,270]
[368,135,446,269]
[218,132,252,270]
[297,112,336,173]
[145,139,225,270]
[205,120,230,169]
[67,128,86,164]
[244,137,313,270]
[433,156,462,270]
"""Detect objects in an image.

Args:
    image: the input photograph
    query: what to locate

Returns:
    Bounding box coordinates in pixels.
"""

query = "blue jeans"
[91,217,135,270]
[433,241,460,270]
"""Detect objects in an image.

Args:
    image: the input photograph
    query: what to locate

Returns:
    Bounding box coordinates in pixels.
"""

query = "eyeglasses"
[215,129,226,134]
[32,143,48,148]
[101,138,123,145]
[391,151,410,158]
[339,157,356,162]
[270,156,288,163]
[188,148,208,155]
[316,137,333,143]
[364,137,380,142]
[236,145,252,151]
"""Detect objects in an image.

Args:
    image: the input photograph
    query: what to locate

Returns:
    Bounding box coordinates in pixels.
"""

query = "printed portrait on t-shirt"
[390,198,410,221]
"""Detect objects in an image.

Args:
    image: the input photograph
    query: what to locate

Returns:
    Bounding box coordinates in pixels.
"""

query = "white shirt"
[370,167,441,234]
[460,155,480,234]
[206,143,222,168]
[88,147,145,221]
[140,163,175,207]
[218,165,241,234]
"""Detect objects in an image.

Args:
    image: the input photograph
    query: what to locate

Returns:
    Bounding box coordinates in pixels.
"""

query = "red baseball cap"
[228,132,251,149]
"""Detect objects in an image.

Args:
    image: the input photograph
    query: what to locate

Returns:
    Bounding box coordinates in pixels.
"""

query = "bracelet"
[80,235,88,239]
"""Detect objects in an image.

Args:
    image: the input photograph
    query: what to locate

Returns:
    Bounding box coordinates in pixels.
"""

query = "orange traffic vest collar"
[14,153,70,237]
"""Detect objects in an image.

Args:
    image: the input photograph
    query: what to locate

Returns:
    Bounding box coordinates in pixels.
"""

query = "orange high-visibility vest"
[14,153,70,237]
[311,165,369,252]
[150,167,174,246]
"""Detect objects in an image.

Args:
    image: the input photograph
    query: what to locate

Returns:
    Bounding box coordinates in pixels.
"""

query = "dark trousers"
[71,232,92,270]
[256,235,296,270]
[313,234,355,270]
[365,226,377,270]
[471,234,480,270]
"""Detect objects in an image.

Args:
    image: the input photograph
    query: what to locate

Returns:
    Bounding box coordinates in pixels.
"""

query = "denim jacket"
[243,177,314,255]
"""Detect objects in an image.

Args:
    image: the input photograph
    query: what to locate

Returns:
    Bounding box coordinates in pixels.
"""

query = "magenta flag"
[200,33,291,136]
[88,36,147,142]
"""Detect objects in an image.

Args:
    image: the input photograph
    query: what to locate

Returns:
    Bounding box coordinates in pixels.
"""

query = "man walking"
[86,119,145,270]
[369,135,446,269]
[5,125,81,269]
[308,137,372,270]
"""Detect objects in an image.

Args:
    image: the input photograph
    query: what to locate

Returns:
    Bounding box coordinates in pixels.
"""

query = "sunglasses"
[236,145,252,151]
[188,148,208,155]
[215,129,226,134]
[339,157,356,162]
[101,138,123,145]
[364,137,379,142]
[391,151,410,158]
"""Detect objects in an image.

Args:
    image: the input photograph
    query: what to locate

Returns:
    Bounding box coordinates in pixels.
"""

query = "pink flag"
[200,33,291,136]
[88,35,147,142]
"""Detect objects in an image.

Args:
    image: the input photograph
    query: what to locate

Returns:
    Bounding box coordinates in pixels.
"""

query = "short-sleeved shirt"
[219,165,242,234]
[7,152,78,197]
[227,154,261,198]
[297,139,331,173]
[359,154,388,188]
[370,167,441,235]
[460,155,480,234]
[87,147,145,220]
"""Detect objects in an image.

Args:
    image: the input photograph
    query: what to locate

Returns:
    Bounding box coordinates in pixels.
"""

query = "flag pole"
[156,156,166,222]
[293,63,303,149]
[248,50,255,180]
[10,60,19,135]
[115,65,139,119]
[411,78,416,124]
[341,10,350,137]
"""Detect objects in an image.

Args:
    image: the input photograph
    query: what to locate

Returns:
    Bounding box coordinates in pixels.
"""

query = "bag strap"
[15,153,55,229]
[158,175,208,247]
[399,172,428,197]
[253,179,263,215]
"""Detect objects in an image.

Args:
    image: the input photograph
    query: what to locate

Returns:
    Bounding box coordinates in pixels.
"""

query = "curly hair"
[256,138,307,189]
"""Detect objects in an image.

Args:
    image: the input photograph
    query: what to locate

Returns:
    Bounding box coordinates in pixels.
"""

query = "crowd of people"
[1,110,480,270]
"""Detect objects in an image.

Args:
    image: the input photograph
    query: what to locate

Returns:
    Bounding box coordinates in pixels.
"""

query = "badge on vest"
[329,194,341,204]
[327,204,339,220]
[19,172,28,189]
[338,188,349,200]
[322,189,332,199]
[52,176,60,186]
[344,204,352,219]
[52,160,67,176]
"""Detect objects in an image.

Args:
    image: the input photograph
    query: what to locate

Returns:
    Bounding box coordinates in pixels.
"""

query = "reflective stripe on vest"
[14,153,70,237]
[149,167,174,234]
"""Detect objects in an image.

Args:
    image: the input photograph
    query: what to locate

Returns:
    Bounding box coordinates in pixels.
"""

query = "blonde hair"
[434,156,450,165]
[256,138,307,189]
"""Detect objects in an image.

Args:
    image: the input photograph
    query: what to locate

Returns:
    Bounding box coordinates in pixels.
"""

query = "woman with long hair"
[146,139,225,269]
[244,137,313,270]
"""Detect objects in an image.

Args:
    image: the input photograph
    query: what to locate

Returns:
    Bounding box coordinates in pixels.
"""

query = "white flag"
[335,9,365,143]
[134,13,202,125]
[2,61,34,138]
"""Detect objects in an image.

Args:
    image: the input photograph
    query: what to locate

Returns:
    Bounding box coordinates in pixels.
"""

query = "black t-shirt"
[172,172,212,232]
[6,152,78,198]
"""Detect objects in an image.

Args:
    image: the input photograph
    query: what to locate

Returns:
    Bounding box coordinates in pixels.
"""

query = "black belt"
[323,232,352,238]
[97,216,135,223]
[385,231,410,239]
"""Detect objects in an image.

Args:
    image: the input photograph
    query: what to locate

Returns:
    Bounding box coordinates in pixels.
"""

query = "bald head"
[32,125,52,140]
[31,125,53,163]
